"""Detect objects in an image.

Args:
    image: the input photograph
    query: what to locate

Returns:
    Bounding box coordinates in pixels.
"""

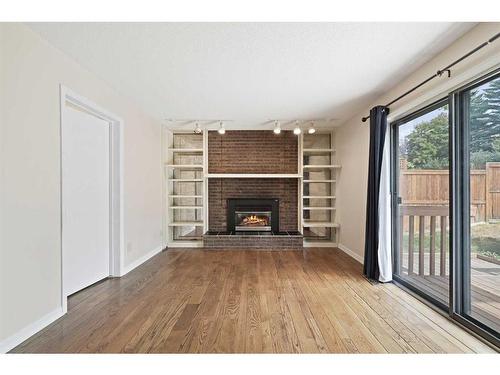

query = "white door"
[62,104,110,296]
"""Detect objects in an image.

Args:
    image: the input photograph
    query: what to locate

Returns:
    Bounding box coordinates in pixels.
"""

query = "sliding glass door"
[392,99,450,309]
[454,72,500,340]
[391,69,500,347]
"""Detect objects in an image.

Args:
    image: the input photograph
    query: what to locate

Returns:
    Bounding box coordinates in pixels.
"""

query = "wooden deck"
[10,248,494,353]
[402,255,500,333]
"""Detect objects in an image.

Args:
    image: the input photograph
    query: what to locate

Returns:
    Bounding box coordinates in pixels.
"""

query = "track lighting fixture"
[293,121,301,135]
[273,120,281,134]
[194,122,202,134]
[217,121,226,135]
[308,121,316,134]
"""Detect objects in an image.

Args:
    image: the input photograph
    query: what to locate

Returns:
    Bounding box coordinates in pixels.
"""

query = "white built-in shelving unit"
[300,131,340,247]
[162,126,340,249]
[163,129,206,247]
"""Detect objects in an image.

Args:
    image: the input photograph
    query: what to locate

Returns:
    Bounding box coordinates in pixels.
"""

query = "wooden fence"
[400,162,500,223]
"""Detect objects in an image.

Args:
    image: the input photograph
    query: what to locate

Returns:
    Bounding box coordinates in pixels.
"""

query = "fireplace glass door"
[235,211,272,231]
[227,198,279,233]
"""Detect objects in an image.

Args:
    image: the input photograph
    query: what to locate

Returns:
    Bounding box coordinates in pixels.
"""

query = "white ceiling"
[28,22,475,129]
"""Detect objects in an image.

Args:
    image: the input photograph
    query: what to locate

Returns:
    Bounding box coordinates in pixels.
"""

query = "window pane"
[466,76,500,333]
[395,102,449,306]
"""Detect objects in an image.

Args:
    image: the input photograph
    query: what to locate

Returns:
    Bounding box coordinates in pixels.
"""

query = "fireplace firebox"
[227,198,279,233]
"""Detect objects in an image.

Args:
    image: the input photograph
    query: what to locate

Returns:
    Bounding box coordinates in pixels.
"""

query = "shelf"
[206,173,302,178]
[301,132,338,244]
[302,221,340,228]
[168,221,204,226]
[165,131,206,248]
[169,178,203,182]
[303,240,338,248]
[303,179,336,183]
[169,195,203,198]
[168,148,203,153]
[303,148,335,153]
[170,206,203,209]
[303,196,336,199]
[303,207,336,210]
[166,164,203,169]
[303,165,341,169]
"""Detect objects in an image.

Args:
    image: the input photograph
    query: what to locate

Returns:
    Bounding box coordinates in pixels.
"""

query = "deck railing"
[399,205,449,277]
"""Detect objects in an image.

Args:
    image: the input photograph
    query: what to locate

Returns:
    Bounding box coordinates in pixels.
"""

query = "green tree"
[405,112,449,169]
[493,137,500,152]
[469,78,500,153]
[469,77,500,167]
[404,77,500,169]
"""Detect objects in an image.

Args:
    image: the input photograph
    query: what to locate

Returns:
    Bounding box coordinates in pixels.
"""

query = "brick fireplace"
[204,130,302,248]
[207,130,299,233]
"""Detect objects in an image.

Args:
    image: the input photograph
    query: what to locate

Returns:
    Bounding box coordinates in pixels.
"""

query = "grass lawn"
[471,222,500,261]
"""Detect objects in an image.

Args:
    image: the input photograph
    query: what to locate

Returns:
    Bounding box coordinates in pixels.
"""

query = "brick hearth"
[203,232,303,250]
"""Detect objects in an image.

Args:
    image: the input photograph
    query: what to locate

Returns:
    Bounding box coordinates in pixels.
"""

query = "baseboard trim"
[303,241,338,248]
[120,245,164,276]
[338,243,364,264]
[167,241,204,248]
[1,245,164,353]
[0,307,64,353]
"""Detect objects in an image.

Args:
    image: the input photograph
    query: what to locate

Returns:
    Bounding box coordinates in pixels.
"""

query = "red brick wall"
[208,178,298,231]
[208,130,298,174]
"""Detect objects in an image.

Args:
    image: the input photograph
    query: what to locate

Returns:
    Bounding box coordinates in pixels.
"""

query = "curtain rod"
[361,31,500,123]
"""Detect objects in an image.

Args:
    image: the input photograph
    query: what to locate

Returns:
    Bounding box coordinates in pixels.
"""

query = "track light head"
[308,121,316,134]
[273,120,281,134]
[218,121,225,135]
[293,121,301,135]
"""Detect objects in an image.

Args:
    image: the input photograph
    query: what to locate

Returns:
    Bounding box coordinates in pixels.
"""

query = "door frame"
[389,69,500,348]
[450,69,500,346]
[60,85,124,313]
[389,97,451,313]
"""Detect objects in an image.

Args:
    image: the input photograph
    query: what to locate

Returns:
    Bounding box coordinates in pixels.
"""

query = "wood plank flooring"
[10,248,495,353]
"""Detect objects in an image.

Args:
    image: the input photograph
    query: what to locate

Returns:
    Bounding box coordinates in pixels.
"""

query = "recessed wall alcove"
[163,128,339,247]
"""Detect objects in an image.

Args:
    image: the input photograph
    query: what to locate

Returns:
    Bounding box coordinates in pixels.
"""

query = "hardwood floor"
[10,248,495,353]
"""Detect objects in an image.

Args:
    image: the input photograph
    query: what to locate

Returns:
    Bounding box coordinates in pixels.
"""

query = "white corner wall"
[336,22,500,261]
[0,23,163,349]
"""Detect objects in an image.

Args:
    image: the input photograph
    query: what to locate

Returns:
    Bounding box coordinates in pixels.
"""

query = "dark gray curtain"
[363,106,388,280]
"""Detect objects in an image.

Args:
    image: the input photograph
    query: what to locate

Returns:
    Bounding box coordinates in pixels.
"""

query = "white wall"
[0,23,163,347]
[336,22,500,260]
